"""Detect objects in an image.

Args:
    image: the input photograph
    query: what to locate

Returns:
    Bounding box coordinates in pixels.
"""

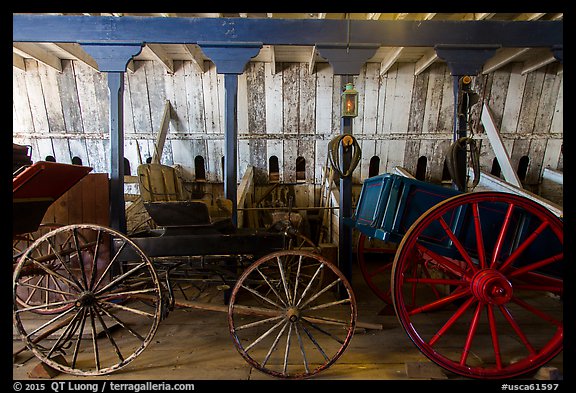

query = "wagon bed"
[13,161,92,235]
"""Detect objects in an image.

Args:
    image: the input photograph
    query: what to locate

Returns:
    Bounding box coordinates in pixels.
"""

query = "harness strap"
[328,135,362,178]
[446,137,481,191]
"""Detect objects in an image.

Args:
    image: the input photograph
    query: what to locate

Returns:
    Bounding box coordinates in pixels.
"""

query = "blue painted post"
[198,43,262,227]
[339,78,354,293]
[80,43,143,233]
[435,46,499,193]
[108,72,127,233]
[223,74,238,227]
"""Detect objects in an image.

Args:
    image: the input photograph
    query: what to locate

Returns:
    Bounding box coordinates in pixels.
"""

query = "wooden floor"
[13,260,564,383]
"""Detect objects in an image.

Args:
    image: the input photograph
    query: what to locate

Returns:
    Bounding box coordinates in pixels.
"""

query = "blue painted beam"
[13,15,562,49]
[316,45,379,75]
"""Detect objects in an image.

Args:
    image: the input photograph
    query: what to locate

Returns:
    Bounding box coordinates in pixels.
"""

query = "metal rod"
[237,206,339,211]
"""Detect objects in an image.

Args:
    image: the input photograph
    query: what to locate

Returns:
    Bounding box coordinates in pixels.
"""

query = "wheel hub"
[76,291,96,308]
[471,269,513,305]
[286,307,300,322]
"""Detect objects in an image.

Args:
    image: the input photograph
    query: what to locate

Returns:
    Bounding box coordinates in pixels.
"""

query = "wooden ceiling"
[13,13,564,76]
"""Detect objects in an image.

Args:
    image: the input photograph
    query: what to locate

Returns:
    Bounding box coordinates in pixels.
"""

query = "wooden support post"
[152,100,172,164]
[237,165,254,228]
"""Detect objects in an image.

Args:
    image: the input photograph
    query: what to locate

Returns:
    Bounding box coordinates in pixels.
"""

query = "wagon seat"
[137,163,234,235]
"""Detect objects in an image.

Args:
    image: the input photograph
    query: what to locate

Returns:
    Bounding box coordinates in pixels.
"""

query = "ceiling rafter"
[183,44,206,73]
[49,43,99,72]
[379,47,403,76]
[308,45,317,74]
[521,51,557,74]
[13,42,62,72]
[381,13,436,76]
[143,44,174,74]
[269,44,276,74]
[482,13,547,74]
[13,52,26,71]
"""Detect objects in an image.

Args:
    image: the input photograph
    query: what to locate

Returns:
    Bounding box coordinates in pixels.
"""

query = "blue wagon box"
[349,173,460,243]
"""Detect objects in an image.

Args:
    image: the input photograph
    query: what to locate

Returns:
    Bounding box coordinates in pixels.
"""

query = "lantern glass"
[341,83,358,118]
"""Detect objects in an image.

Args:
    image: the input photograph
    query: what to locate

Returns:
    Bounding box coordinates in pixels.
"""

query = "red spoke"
[513,284,563,293]
[408,263,419,309]
[487,304,503,370]
[409,289,471,316]
[420,262,443,300]
[498,304,537,356]
[511,296,562,327]
[490,202,515,267]
[460,301,483,366]
[428,296,476,346]
[404,277,467,286]
[436,216,477,273]
[510,271,562,296]
[498,221,549,273]
[416,244,471,279]
[366,263,391,278]
[508,253,563,279]
[472,203,487,269]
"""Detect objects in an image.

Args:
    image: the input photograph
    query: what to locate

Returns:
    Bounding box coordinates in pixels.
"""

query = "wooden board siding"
[41,173,109,227]
[13,59,563,189]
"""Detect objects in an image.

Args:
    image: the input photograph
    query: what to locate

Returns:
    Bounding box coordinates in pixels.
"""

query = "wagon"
[12,162,357,379]
[12,159,563,380]
[349,173,563,379]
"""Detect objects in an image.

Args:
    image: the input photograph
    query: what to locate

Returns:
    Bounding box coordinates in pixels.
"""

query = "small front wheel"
[228,250,356,379]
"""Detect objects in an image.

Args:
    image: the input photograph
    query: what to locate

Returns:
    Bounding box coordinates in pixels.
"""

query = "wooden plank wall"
[13,58,563,188]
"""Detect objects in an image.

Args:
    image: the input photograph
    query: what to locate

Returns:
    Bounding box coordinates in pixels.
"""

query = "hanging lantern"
[341,82,358,118]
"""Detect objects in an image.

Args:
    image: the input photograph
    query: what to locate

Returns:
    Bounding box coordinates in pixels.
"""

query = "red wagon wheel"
[228,250,356,379]
[13,224,164,376]
[391,192,563,379]
[356,232,396,304]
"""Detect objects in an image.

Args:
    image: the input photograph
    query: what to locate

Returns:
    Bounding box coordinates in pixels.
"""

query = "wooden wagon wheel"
[13,224,164,376]
[13,223,90,314]
[356,232,396,304]
[391,192,563,379]
[228,250,356,379]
